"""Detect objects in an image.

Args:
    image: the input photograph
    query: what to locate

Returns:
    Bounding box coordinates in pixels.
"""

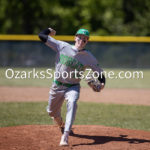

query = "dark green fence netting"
[0,41,150,68]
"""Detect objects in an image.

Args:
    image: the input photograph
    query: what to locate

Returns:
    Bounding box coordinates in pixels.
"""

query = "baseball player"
[39,28,105,146]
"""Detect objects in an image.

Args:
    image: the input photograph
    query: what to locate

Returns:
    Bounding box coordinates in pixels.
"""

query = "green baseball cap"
[76,29,90,37]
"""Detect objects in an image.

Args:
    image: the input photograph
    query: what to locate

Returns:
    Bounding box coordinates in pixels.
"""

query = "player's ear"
[85,37,89,43]
[74,36,77,42]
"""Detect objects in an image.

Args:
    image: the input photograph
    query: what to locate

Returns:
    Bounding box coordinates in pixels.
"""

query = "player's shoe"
[59,134,69,146]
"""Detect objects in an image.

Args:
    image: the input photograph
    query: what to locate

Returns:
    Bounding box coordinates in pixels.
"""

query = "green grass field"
[0,67,150,131]
[0,102,150,131]
[0,67,150,88]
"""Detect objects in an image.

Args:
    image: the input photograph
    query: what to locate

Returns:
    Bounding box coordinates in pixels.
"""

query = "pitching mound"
[0,125,150,150]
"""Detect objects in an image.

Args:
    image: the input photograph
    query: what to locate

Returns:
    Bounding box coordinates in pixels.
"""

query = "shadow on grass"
[71,134,150,146]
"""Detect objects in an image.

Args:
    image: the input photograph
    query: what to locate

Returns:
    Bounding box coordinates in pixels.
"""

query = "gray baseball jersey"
[46,36,103,84]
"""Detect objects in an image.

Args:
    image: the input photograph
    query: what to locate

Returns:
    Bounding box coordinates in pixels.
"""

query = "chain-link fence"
[0,36,150,68]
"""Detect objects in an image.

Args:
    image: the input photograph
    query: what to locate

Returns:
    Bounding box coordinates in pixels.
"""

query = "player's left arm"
[86,51,106,91]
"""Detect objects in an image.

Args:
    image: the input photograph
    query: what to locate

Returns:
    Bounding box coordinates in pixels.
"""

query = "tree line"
[0,0,150,36]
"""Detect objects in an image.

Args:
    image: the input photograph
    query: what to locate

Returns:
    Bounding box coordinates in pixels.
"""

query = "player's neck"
[74,45,84,51]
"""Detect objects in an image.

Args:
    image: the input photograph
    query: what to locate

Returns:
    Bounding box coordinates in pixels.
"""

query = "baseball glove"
[86,75,102,92]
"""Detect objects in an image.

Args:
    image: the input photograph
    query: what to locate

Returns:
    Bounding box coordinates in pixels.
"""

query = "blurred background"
[1,0,150,35]
[0,0,150,68]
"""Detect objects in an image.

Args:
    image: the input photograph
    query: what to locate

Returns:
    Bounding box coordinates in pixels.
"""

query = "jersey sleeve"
[86,51,103,73]
[45,36,69,52]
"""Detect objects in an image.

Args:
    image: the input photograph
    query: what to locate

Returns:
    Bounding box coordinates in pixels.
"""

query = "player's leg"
[47,84,66,128]
[60,85,80,146]
[64,85,80,132]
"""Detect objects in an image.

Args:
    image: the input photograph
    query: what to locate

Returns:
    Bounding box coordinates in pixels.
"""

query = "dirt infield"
[0,86,150,150]
[0,86,150,105]
[0,125,150,150]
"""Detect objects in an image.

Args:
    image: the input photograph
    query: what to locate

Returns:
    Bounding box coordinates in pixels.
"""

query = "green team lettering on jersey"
[59,54,84,71]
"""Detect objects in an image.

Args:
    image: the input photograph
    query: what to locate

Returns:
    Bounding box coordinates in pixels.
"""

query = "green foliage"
[0,102,150,131]
[0,0,150,35]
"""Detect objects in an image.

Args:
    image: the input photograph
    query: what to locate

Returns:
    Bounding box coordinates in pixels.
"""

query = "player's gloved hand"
[86,77,104,92]
[48,28,56,36]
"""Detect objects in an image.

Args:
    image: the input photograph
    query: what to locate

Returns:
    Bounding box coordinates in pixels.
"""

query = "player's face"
[75,34,89,50]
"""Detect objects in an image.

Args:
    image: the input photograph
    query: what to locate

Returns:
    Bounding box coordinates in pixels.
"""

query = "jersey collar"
[72,46,85,52]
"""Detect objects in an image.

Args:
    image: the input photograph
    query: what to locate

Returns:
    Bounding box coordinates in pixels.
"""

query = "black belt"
[54,80,78,87]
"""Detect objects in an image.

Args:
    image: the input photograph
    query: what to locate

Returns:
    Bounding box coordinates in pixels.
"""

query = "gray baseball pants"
[47,82,80,132]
